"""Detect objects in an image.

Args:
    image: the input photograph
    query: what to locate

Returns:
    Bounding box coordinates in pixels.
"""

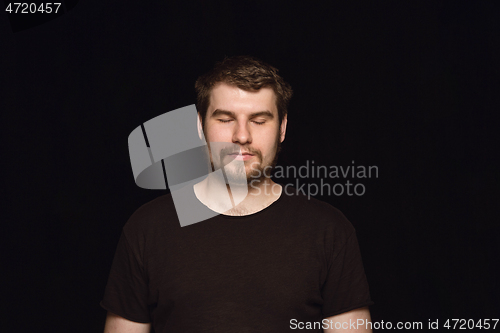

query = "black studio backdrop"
[2,1,499,332]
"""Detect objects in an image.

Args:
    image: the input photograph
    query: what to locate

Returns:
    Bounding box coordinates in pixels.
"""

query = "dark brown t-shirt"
[101,187,373,332]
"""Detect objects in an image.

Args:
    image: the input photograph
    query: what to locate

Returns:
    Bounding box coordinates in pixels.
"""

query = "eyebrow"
[211,109,275,119]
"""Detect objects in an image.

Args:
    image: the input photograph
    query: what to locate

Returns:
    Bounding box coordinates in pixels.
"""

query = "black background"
[2,1,499,332]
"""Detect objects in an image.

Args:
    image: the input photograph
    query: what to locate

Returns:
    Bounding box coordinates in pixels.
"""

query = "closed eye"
[218,119,265,125]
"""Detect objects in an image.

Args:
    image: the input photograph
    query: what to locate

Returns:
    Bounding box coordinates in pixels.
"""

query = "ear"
[280,114,288,143]
[197,113,204,141]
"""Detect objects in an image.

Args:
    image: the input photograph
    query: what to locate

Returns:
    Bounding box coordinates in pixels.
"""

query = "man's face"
[201,83,287,183]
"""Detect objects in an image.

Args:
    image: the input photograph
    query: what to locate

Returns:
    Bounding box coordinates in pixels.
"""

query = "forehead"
[208,83,277,116]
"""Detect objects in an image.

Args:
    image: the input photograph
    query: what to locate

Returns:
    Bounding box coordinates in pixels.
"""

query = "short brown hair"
[195,55,293,127]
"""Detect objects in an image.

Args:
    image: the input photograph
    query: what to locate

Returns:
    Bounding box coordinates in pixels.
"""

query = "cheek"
[205,127,227,142]
[260,133,280,157]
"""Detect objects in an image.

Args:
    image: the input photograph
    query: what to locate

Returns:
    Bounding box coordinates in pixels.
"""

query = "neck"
[193,174,282,216]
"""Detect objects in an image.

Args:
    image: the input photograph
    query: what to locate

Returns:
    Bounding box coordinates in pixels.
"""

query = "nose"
[232,120,252,145]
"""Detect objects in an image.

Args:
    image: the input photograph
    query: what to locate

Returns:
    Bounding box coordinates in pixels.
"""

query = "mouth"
[229,152,253,156]
[227,152,255,161]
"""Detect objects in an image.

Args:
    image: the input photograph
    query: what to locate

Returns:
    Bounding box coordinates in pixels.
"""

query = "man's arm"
[103,311,151,333]
[323,306,372,333]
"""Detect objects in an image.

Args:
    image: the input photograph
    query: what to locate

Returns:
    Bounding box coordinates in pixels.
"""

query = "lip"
[228,153,254,161]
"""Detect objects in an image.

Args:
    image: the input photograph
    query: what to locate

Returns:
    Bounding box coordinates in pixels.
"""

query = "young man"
[101,56,373,332]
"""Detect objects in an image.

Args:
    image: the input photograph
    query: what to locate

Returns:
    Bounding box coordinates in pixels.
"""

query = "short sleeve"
[321,229,373,318]
[100,230,151,323]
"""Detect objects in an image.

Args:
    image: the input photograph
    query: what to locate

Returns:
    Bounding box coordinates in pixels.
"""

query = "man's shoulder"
[122,192,177,235]
[279,185,355,234]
